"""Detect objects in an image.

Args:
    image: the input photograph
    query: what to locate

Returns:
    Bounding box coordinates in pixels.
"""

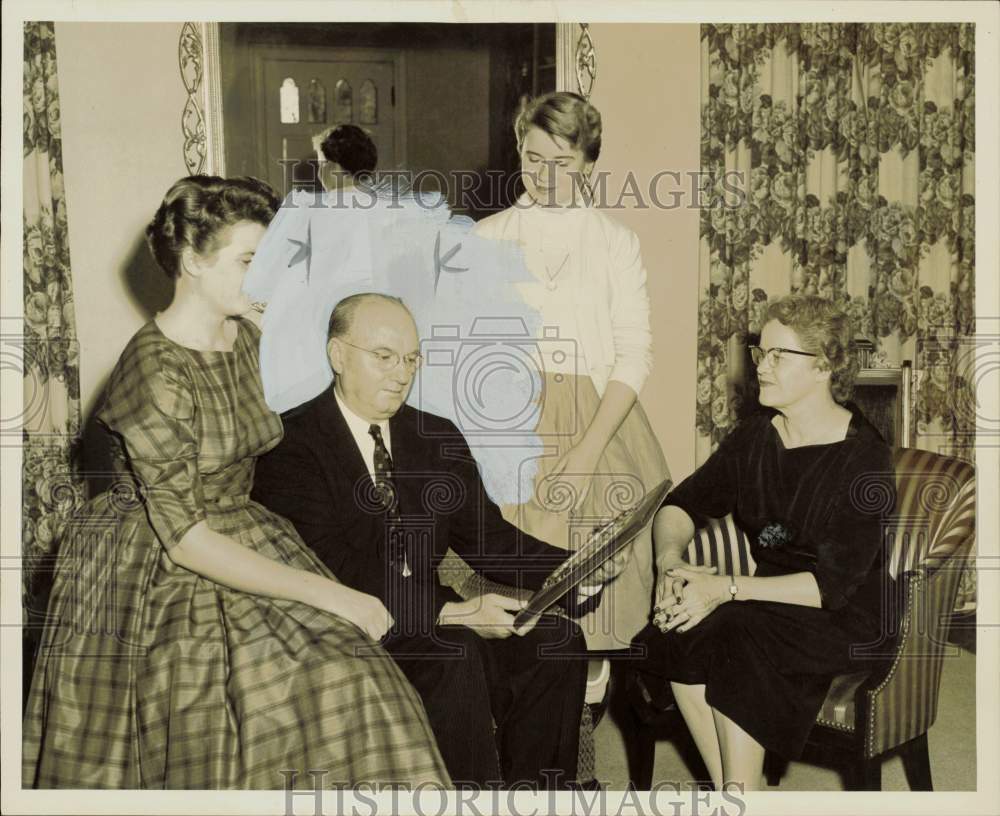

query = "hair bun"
[145,175,279,280]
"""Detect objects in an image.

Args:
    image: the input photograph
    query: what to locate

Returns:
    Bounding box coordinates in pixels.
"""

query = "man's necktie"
[368,424,409,576]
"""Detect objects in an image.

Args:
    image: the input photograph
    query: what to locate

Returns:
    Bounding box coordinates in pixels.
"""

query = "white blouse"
[474,194,654,397]
[510,201,588,376]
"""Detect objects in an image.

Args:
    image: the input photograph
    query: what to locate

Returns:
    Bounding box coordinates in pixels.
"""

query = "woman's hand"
[326,585,394,641]
[545,441,603,513]
[652,566,686,631]
[652,556,717,631]
[659,566,730,633]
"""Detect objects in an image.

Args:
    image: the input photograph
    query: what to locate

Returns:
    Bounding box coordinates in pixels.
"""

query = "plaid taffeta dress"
[23,318,450,789]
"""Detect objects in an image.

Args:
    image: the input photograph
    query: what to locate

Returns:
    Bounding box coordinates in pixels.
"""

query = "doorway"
[254,44,402,193]
[220,23,556,218]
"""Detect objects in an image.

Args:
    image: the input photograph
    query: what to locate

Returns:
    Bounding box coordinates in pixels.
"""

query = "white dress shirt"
[334,387,391,481]
[333,388,409,576]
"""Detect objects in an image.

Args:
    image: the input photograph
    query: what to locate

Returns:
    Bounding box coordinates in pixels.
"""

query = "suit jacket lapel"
[388,407,422,516]
[314,385,373,506]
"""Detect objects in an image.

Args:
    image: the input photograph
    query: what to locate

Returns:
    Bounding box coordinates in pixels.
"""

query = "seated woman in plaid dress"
[22,176,450,789]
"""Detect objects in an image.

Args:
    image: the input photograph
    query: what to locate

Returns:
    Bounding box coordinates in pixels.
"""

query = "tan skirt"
[441,373,670,651]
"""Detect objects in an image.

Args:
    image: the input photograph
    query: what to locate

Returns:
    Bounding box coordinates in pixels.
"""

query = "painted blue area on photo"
[244,188,547,503]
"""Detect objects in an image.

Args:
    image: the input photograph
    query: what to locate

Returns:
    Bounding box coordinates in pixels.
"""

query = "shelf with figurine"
[850,340,913,448]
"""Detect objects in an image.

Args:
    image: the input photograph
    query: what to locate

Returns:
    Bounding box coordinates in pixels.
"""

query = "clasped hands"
[652,560,732,634]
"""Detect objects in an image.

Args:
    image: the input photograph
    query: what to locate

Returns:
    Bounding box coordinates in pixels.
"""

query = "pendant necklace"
[543,250,570,291]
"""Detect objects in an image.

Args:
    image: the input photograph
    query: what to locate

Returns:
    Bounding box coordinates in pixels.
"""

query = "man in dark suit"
[252,293,617,789]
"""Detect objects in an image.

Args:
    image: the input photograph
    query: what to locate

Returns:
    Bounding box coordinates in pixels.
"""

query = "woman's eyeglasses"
[339,338,423,372]
[748,345,817,368]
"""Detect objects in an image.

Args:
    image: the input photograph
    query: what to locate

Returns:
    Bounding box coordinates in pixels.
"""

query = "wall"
[54,21,701,482]
[588,24,701,480]
[55,22,188,469]
[404,48,490,202]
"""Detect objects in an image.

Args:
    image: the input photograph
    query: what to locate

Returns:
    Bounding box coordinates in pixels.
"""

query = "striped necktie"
[368,424,409,576]
[368,424,399,518]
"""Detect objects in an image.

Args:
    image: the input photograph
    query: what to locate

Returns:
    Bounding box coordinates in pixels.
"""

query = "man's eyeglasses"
[339,338,423,372]
[748,345,817,368]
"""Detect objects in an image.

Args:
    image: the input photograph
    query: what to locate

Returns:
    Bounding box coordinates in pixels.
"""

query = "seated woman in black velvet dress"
[634,294,896,791]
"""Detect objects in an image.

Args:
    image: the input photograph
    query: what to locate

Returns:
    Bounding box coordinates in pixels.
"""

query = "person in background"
[314,123,378,192]
[22,176,450,789]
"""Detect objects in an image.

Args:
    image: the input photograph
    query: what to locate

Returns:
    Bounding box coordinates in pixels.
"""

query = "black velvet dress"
[634,404,897,759]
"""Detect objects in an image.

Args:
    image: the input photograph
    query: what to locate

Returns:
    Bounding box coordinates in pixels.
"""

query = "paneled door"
[253,45,402,194]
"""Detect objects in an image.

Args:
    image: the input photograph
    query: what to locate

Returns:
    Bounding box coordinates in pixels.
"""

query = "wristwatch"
[727,578,739,601]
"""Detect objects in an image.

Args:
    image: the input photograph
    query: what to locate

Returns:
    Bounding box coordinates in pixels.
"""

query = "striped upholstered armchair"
[627,447,976,790]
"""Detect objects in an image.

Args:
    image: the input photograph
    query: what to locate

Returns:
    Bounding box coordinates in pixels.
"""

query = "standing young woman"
[22,176,450,789]
[472,92,671,705]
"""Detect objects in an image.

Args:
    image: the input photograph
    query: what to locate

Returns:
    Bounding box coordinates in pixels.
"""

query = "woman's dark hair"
[766,294,859,404]
[145,175,279,279]
[318,125,378,179]
[514,91,602,163]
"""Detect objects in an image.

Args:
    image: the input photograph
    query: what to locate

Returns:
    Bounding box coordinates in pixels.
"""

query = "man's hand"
[438,593,537,639]
[658,566,730,633]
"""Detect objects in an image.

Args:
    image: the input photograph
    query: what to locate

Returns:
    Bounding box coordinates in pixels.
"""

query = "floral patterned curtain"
[23,22,84,668]
[697,23,976,607]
